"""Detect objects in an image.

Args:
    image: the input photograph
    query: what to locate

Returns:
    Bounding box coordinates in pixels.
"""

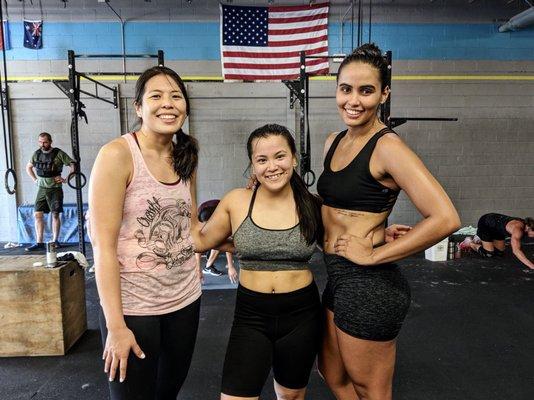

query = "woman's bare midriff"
[239,269,313,294]
[322,205,390,255]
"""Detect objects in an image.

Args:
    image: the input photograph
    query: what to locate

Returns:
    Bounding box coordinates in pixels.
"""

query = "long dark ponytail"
[134,66,198,182]
[247,124,323,245]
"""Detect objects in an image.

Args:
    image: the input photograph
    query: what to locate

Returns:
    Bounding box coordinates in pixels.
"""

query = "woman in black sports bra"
[317,43,461,400]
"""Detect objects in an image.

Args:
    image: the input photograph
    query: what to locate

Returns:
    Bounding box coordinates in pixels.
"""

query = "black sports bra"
[316,128,399,213]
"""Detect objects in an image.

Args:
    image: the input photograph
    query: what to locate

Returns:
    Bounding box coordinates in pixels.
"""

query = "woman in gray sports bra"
[192,124,323,400]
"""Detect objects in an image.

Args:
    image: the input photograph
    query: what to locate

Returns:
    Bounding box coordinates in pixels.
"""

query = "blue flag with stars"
[24,20,43,50]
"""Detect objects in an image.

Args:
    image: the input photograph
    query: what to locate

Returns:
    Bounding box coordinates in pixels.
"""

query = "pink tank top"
[116,133,201,316]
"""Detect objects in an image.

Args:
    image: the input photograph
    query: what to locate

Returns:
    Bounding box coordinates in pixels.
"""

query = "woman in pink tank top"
[89,66,202,400]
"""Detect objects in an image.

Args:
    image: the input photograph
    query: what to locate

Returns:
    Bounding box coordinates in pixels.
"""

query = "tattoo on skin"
[335,209,366,217]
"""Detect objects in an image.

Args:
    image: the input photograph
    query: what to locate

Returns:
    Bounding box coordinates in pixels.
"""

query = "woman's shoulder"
[219,189,253,220]
[98,136,131,159]
[325,130,343,144]
[375,129,407,154]
[93,137,133,181]
[323,131,343,156]
[223,188,253,205]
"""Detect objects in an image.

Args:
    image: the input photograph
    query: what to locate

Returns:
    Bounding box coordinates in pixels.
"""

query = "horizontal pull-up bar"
[75,53,160,59]
[389,117,458,129]
[305,55,344,59]
[392,117,458,122]
[77,72,153,77]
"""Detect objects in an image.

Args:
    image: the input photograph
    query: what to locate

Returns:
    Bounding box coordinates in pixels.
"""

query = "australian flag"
[24,20,43,49]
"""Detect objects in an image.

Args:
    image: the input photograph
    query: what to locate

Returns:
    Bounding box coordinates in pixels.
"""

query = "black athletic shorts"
[221,282,321,397]
[476,213,512,242]
[322,253,411,341]
[35,186,63,213]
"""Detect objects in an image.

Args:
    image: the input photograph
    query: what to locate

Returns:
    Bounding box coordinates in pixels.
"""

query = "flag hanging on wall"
[0,21,11,51]
[23,20,43,49]
[220,2,329,81]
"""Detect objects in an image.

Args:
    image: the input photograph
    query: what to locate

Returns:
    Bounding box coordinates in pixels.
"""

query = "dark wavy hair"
[134,66,198,182]
[337,43,389,90]
[525,217,534,230]
[246,124,323,245]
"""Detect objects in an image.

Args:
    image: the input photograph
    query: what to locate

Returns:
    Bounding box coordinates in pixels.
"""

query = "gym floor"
[0,243,533,400]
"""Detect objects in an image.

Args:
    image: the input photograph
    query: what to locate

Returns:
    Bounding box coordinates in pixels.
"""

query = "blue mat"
[17,203,89,244]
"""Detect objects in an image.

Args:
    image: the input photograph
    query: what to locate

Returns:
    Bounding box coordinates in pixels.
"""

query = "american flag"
[220,2,330,81]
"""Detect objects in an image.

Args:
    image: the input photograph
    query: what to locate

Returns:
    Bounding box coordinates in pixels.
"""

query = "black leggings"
[221,282,321,397]
[99,297,201,400]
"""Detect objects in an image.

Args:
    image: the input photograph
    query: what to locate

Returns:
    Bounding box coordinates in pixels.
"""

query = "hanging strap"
[22,0,43,21]
[0,0,15,194]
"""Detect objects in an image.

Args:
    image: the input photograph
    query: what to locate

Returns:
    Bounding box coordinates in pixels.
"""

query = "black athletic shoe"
[25,243,45,252]
[203,265,223,276]
[476,247,493,258]
[493,249,505,257]
[54,241,62,249]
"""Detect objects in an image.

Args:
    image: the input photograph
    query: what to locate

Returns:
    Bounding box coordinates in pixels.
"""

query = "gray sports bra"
[233,188,316,271]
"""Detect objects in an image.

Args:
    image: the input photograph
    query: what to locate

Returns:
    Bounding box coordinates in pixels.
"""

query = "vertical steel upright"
[299,51,307,178]
[381,50,392,127]
[0,1,16,195]
[67,50,86,255]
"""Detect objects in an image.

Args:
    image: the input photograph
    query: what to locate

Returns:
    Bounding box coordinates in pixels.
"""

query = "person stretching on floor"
[468,213,534,270]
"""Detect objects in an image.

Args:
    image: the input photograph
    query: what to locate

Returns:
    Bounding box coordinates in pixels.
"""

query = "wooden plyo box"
[0,255,87,357]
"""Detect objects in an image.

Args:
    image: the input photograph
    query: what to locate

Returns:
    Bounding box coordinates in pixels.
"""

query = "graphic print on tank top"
[133,196,194,271]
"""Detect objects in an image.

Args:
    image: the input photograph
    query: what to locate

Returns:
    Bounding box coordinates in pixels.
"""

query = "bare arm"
[189,171,236,253]
[189,170,199,226]
[26,162,37,182]
[56,162,76,184]
[385,224,412,243]
[89,139,144,382]
[335,134,460,265]
[510,228,534,269]
[191,190,237,253]
[189,171,205,283]
[371,135,460,263]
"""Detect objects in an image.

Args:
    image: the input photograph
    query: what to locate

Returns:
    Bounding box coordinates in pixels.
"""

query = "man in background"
[25,132,75,251]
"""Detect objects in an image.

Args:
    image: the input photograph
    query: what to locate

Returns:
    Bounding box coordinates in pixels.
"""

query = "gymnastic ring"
[4,168,17,195]
[67,171,87,190]
[303,170,316,188]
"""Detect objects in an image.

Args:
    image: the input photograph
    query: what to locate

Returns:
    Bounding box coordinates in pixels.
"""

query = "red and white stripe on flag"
[220,2,330,81]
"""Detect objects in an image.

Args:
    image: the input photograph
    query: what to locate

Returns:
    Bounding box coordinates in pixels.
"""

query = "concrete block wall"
[189,82,291,202]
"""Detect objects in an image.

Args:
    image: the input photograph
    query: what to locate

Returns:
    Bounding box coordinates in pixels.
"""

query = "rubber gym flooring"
[0,242,533,400]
